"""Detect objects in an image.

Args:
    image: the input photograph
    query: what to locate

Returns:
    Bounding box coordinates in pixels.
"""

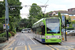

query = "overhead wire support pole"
[5,0,9,40]
[65,17,67,41]
[43,0,49,17]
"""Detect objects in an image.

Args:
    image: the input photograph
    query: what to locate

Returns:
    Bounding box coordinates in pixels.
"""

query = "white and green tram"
[32,17,62,43]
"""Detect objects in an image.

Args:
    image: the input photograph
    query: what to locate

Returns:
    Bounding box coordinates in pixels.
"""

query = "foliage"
[45,13,49,18]
[0,34,2,37]
[67,16,71,22]
[0,2,5,18]
[71,20,75,24]
[8,0,22,31]
[28,3,43,27]
[9,31,15,36]
[8,32,12,37]
[29,3,42,18]
[0,32,12,37]
[58,12,61,18]
[0,37,7,43]
[12,29,16,33]
[0,23,3,31]
[0,0,22,32]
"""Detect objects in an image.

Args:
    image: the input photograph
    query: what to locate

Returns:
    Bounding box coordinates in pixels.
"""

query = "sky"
[20,0,75,19]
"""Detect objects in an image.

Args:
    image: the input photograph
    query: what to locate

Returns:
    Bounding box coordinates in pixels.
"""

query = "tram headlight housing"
[46,36,50,39]
[57,36,61,39]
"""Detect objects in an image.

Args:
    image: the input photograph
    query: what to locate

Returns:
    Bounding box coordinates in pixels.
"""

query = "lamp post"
[5,0,9,40]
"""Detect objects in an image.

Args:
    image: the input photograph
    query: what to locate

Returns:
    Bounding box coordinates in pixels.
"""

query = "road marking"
[11,48,13,50]
[51,45,75,50]
[46,45,54,50]
[14,47,17,50]
[25,46,27,50]
[30,37,36,44]
[28,45,32,50]
[25,34,36,44]
[3,48,12,50]
[15,46,26,50]
[32,45,48,50]
[3,39,15,50]
[68,46,75,50]
[48,45,59,50]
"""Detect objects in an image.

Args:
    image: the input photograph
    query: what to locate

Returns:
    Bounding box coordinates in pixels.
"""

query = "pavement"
[0,32,75,50]
[67,36,75,42]
[0,35,15,50]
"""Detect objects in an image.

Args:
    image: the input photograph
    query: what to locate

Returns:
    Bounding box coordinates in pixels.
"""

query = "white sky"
[20,0,75,19]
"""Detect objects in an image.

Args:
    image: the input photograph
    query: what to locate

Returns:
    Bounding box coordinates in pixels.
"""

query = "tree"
[0,0,22,33]
[0,23,3,31]
[0,2,5,18]
[45,13,49,17]
[7,0,22,31]
[58,12,61,18]
[29,3,43,27]
[29,3,43,18]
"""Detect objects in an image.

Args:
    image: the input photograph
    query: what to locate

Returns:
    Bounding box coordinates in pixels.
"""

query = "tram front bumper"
[45,39,62,43]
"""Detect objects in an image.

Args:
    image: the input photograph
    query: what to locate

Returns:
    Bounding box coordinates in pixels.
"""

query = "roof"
[33,17,60,25]
[33,18,45,25]
[52,11,75,15]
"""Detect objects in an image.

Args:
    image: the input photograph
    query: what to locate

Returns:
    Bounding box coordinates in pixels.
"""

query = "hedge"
[0,32,12,37]
[9,31,15,36]
[0,37,7,43]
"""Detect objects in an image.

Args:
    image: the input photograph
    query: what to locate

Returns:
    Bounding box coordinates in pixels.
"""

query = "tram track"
[46,45,59,50]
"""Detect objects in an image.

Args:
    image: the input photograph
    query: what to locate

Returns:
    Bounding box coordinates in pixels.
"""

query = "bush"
[9,31,15,36]
[0,34,2,37]
[0,23,3,31]
[0,37,7,43]
[8,32,12,37]
[12,29,16,33]
[1,32,6,37]
[0,32,12,38]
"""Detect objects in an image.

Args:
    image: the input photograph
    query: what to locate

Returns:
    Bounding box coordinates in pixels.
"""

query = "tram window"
[41,25,45,35]
[36,27,42,34]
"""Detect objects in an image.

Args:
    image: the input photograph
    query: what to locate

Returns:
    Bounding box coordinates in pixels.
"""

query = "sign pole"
[65,17,67,41]
[5,0,9,40]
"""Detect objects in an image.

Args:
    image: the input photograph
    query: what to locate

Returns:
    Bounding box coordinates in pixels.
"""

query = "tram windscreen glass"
[46,19,60,33]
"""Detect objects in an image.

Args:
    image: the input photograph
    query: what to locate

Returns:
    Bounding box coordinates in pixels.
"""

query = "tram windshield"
[46,19,60,33]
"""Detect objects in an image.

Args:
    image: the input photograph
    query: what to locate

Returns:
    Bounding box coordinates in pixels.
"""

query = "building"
[48,8,75,21]
[68,8,75,12]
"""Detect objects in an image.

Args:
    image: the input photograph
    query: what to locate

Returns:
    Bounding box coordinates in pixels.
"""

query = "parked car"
[62,29,75,35]
[27,28,31,33]
[21,28,31,33]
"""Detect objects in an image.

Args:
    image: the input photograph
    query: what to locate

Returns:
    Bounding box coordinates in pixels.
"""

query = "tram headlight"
[57,36,61,39]
[46,36,50,39]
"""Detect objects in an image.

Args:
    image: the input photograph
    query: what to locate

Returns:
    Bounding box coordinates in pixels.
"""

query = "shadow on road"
[33,38,61,45]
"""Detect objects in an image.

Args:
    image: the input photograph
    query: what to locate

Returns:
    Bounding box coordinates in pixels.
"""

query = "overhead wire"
[44,0,49,13]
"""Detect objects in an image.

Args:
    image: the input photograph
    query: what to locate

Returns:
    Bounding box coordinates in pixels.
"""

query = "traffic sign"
[3,24,6,29]
[62,15,65,26]
[67,24,69,27]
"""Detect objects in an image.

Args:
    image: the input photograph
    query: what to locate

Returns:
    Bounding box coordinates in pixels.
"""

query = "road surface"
[3,32,75,50]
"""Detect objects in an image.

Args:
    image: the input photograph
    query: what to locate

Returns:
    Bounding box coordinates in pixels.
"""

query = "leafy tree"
[71,20,75,24]
[29,3,42,18]
[0,0,22,31]
[7,0,22,31]
[19,18,29,28]
[58,12,61,18]
[0,2,5,18]
[0,23,3,31]
[29,3,43,27]
[45,13,49,18]
[67,16,71,22]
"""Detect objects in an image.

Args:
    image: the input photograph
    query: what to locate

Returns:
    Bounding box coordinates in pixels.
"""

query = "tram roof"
[33,17,60,25]
[33,18,45,25]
